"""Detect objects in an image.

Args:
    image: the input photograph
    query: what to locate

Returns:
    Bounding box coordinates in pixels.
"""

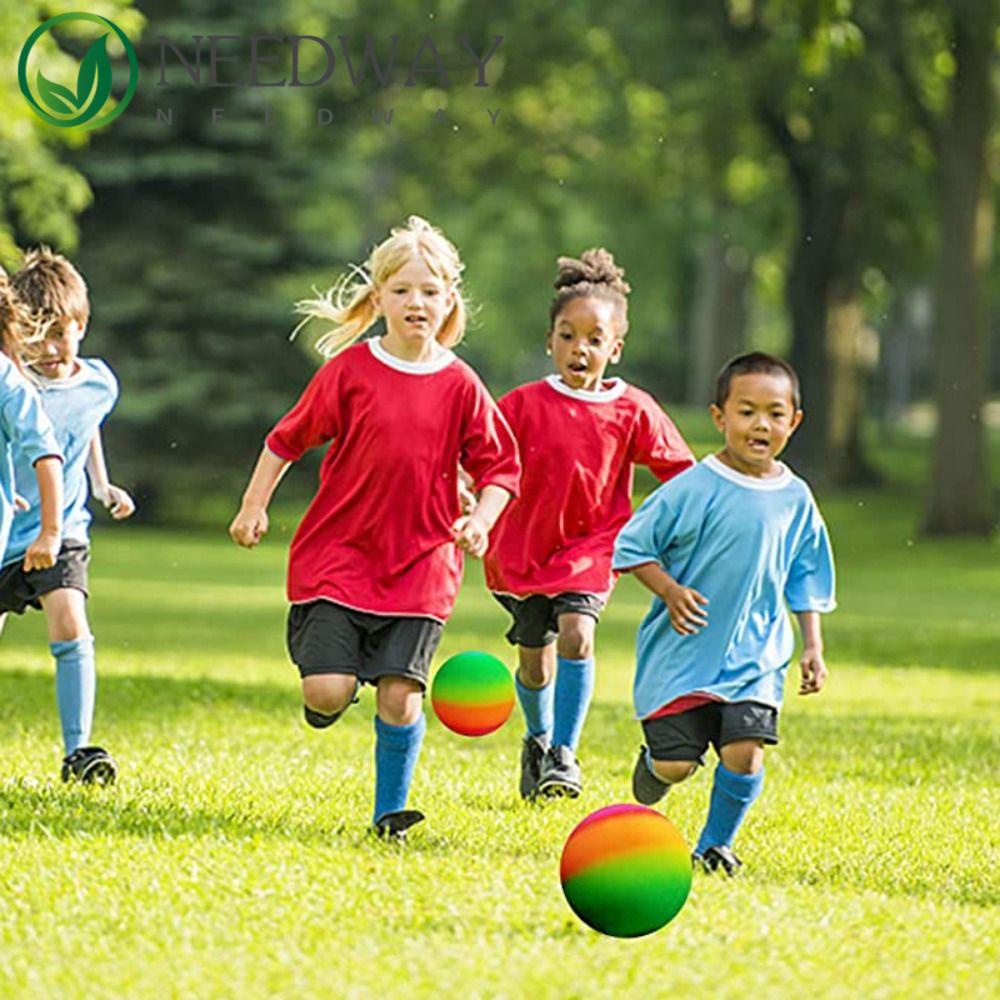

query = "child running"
[613,352,836,875]
[0,268,62,596]
[0,249,132,785]
[229,217,520,840]
[483,249,693,800]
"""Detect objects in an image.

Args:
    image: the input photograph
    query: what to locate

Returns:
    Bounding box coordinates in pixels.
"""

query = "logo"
[18,13,138,129]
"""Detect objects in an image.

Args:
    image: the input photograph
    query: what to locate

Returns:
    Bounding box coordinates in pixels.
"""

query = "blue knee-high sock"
[51,636,96,756]
[551,655,595,752]
[695,764,764,854]
[373,714,426,824]
[515,672,553,741]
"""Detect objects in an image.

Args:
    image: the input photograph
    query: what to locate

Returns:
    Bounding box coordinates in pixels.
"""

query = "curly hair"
[549,247,631,334]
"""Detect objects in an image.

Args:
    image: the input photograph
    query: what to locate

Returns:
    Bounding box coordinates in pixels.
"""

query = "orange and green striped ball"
[431,652,515,737]
[560,804,693,937]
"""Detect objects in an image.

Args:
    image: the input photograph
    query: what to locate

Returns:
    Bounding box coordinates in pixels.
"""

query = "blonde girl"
[230,217,520,839]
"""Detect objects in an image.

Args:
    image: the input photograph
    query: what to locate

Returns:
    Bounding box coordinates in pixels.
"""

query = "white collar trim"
[703,453,792,490]
[368,337,455,374]
[544,373,628,403]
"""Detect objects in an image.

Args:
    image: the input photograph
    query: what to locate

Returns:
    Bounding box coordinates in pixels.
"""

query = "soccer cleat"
[536,745,582,798]
[519,734,549,800]
[373,809,425,843]
[632,745,670,805]
[693,845,743,877]
[61,746,117,786]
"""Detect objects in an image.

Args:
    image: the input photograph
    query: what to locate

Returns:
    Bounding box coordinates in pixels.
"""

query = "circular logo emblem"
[18,13,138,129]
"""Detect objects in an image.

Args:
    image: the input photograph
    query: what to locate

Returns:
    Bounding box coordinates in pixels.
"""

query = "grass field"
[0,462,998,997]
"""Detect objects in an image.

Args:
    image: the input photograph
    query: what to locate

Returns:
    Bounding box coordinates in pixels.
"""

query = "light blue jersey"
[0,354,62,559]
[613,454,836,717]
[4,358,117,565]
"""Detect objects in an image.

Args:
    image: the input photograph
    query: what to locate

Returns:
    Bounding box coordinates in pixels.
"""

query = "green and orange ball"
[431,651,515,737]
[560,804,693,937]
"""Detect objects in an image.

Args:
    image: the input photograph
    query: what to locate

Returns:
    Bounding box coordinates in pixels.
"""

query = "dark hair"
[11,246,90,331]
[715,352,801,409]
[549,248,630,334]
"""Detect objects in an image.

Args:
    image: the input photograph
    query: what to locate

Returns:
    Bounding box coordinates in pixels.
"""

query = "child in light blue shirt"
[613,352,835,876]
[0,268,63,572]
[0,249,133,786]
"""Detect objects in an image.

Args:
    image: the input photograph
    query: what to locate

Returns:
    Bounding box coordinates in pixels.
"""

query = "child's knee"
[302,673,357,716]
[376,676,423,725]
[40,589,89,643]
[556,618,595,660]
[652,759,699,784]
[720,739,765,775]
[518,645,555,687]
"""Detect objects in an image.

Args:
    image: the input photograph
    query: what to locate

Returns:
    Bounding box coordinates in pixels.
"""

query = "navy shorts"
[642,700,779,764]
[286,600,443,689]
[0,541,89,615]
[492,591,604,648]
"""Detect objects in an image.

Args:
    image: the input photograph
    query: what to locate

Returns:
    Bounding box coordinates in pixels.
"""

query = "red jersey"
[484,376,693,599]
[266,339,521,621]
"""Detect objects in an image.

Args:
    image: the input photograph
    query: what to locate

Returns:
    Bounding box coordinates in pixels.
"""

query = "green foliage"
[0,2,142,258]
[0,488,996,995]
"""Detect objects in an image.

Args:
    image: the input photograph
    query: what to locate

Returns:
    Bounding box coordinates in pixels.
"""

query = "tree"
[883,0,997,534]
[0,2,142,262]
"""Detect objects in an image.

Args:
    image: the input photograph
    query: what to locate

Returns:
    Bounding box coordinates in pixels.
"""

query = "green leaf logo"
[18,13,138,130]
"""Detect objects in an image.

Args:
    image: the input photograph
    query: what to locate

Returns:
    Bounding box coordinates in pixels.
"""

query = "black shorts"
[642,700,779,764]
[0,541,89,615]
[286,600,443,689]
[492,592,604,648]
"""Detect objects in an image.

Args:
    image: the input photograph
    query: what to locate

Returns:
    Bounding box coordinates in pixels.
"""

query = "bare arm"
[86,433,110,504]
[229,447,292,548]
[86,432,135,519]
[23,456,63,571]
[795,610,827,695]
[629,561,709,636]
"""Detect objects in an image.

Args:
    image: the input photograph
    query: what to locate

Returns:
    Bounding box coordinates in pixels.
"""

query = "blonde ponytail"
[292,216,468,358]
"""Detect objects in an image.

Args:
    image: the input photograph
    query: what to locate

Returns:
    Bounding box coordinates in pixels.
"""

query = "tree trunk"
[782,175,846,483]
[923,10,995,535]
[687,232,751,405]
[826,283,881,485]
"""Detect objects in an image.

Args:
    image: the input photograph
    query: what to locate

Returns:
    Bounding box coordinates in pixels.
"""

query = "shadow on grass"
[0,781,354,845]
[0,669,297,724]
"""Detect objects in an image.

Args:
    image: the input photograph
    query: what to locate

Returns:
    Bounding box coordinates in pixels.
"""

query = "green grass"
[0,492,998,998]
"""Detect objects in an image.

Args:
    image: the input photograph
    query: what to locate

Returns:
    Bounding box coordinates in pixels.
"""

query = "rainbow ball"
[560,804,692,937]
[431,651,515,737]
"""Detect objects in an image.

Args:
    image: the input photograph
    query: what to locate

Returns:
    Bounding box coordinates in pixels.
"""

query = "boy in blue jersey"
[0,249,134,785]
[613,352,835,876]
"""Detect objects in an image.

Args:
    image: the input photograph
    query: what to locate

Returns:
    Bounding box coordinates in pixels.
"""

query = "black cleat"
[373,809,425,842]
[632,745,670,805]
[519,734,549,800]
[536,745,582,798]
[693,845,743,877]
[61,746,117,786]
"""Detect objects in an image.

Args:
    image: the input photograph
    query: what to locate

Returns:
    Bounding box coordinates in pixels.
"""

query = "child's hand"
[23,530,60,572]
[457,479,477,516]
[798,648,827,695]
[102,484,135,520]
[664,582,709,635]
[452,513,489,558]
[230,506,269,548]
[13,493,29,512]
